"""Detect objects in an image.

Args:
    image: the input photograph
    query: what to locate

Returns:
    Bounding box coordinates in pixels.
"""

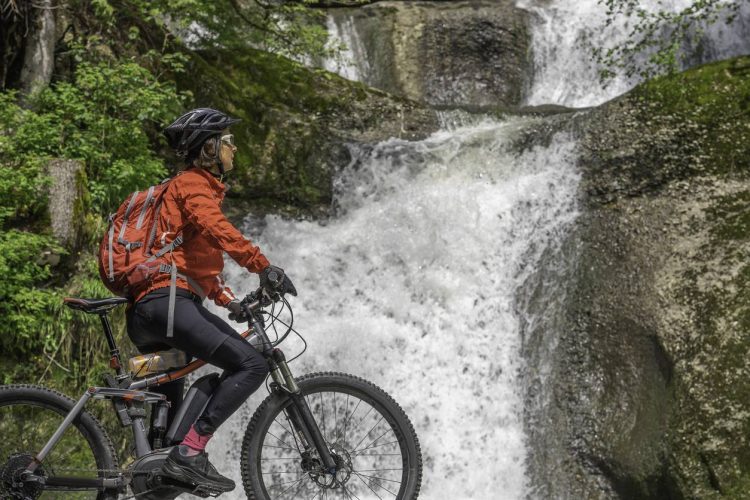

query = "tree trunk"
[47,158,86,250]
[19,0,56,97]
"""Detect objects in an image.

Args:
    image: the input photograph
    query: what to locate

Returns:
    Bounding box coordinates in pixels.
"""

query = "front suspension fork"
[268,349,337,471]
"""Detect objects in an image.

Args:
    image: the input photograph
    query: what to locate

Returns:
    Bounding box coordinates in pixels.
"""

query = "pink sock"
[181,424,213,455]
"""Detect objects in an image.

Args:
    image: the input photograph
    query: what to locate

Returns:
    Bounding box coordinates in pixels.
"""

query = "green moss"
[707,190,750,242]
[181,49,350,207]
[632,56,750,178]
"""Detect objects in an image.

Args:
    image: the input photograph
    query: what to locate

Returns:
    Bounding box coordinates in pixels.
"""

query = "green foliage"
[31,60,182,212]
[72,0,336,63]
[593,0,743,82]
[0,230,64,354]
[0,58,182,391]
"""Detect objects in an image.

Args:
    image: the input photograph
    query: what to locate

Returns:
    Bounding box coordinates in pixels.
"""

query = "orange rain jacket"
[133,167,270,307]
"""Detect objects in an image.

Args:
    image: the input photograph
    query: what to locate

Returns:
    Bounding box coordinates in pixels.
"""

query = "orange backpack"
[98,176,207,337]
[98,179,179,298]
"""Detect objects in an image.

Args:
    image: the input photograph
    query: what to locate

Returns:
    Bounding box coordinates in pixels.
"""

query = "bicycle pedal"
[191,484,224,497]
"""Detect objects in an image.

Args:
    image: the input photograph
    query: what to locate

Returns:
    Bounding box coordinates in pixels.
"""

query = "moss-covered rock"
[524,56,750,499]
[324,0,531,107]
[179,48,438,217]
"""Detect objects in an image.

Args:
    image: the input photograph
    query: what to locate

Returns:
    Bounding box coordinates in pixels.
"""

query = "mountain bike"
[0,288,422,499]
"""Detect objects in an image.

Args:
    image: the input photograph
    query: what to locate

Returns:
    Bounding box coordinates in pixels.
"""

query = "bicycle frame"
[21,299,337,491]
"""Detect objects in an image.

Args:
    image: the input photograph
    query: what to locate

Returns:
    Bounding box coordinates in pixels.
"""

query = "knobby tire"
[241,372,422,500]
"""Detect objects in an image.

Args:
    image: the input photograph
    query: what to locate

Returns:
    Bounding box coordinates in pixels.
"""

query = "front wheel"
[241,372,422,500]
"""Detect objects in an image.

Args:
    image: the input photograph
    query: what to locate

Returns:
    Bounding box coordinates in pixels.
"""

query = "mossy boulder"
[179,48,438,217]
[524,56,750,498]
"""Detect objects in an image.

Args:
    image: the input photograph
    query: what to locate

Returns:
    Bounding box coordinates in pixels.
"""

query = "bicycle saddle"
[64,296,130,314]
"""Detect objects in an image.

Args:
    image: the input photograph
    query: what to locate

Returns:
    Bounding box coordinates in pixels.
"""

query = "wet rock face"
[523,57,750,499]
[183,48,439,217]
[327,0,532,107]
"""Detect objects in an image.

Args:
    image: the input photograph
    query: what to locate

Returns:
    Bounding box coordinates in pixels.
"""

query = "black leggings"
[126,288,269,435]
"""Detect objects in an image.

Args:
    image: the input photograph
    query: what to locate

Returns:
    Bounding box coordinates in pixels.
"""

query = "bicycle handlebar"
[240,287,277,313]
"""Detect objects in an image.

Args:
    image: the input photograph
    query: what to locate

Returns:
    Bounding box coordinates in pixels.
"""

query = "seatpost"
[98,313,125,377]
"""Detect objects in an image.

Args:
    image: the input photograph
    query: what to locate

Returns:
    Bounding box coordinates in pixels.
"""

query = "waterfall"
[202,118,580,499]
[193,2,749,498]
[518,0,750,107]
[323,16,369,82]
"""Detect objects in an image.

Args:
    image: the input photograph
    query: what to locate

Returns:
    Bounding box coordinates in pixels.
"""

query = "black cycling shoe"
[160,445,235,493]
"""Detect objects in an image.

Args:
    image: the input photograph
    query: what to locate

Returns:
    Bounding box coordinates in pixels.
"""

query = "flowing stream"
[198,2,749,499]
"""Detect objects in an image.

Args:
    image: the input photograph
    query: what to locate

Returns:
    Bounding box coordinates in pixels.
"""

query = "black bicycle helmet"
[163,108,241,158]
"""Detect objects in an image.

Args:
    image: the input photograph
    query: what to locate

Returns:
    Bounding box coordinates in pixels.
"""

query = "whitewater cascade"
[518,0,750,107]
[201,118,580,499]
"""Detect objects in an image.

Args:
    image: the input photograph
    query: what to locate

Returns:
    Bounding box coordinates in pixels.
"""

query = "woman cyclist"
[125,108,296,493]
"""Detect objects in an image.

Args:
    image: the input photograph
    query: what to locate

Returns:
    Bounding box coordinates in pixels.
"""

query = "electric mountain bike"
[0,288,422,499]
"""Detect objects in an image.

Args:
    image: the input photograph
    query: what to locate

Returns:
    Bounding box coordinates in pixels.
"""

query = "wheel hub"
[0,453,45,500]
[302,444,353,489]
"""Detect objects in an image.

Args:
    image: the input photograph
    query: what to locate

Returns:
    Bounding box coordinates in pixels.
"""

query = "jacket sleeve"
[176,174,270,276]
[210,275,237,307]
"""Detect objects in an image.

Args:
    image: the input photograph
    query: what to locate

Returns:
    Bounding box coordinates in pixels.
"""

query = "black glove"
[227,300,248,323]
[259,265,297,297]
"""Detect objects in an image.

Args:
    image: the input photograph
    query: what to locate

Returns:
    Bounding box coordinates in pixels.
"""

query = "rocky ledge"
[523,56,750,499]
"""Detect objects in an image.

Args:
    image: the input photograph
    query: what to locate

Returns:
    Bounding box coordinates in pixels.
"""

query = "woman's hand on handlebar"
[227,300,249,323]
[228,275,297,324]
[259,265,297,297]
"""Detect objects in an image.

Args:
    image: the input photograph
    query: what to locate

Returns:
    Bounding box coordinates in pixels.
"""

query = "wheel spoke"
[277,475,307,497]
[267,474,307,486]
[351,440,400,456]
[336,394,358,445]
[342,482,362,500]
[346,405,374,449]
[320,391,326,442]
[281,409,303,453]
[353,471,384,500]
[266,430,297,451]
[351,415,385,452]
[353,471,399,497]
[352,426,393,455]
[343,394,350,444]
[333,391,337,441]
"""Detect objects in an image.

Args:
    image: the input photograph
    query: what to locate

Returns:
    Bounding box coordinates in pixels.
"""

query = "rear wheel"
[241,372,422,500]
[0,385,119,500]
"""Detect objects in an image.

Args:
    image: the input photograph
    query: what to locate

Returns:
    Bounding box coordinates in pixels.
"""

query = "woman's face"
[218,132,237,172]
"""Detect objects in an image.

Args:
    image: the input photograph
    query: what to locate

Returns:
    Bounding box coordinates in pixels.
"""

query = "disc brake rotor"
[304,444,353,490]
